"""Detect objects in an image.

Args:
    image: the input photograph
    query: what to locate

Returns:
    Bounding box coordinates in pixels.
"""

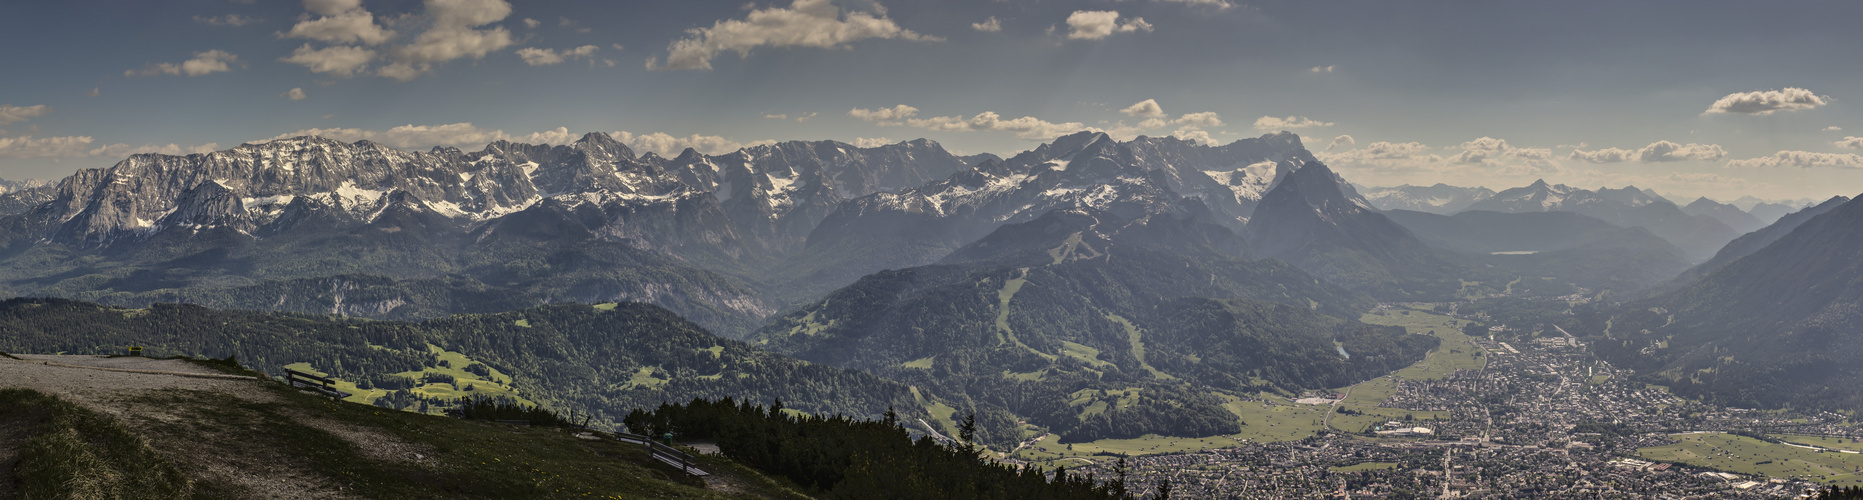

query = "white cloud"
[1171,127,1214,145]
[195,14,261,26]
[0,135,96,158]
[1826,126,1844,131]
[971,16,1002,32]
[516,45,599,66]
[848,104,920,125]
[379,0,516,81]
[794,112,818,122]
[1309,65,1335,73]
[853,137,895,148]
[280,44,376,77]
[269,122,581,149]
[1568,147,1634,164]
[0,135,218,159]
[1174,111,1223,128]
[763,113,788,120]
[613,131,775,156]
[1637,140,1725,162]
[1837,137,1863,149]
[1451,137,1552,165]
[902,111,1094,140]
[126,50,238,77]
[509,126,575,145]
[280,87,308,100]
[1156,0,1233,8]
[522,18,540,28]
[648,0,937,71]
[1324,135,1355,151]
[1727,150,1863,169]
[0,105,50,125]
[1120,99,1165,118]
[1064,11,1151,40]
[281,6,393,45]
[1252,115,1332,131]
[1704,87,1830,115]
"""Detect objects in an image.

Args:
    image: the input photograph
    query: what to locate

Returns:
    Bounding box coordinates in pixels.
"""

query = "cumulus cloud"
[280,88,308,100]
[126,50,238,77]
[516,45,599,66]
[1324,135,1355,151]
[1064,11,1151,40]
[1120,99,1165,118]
[1171,127,1214,145]
[1726,150,1863,169]
[0,105,50,125]
[521,18,540,28]
[1309,65,1334,73]
[280,44,376,76]
[763,114,788,120]
[281,3,393,45]
[1826,126,1844,131]
[1836,137,1863,149]
[613,131,775,156]
[904,112,1095,140]
[648,0,937,71]
[0,135,219,159]
[1704,87,1830,115]
[1637,140,1726,162]
[195,14,261,26]
[1452,137,1552,165]
[971,16,1002,32]
[848,104,920,125]
[1174,111,1223,128]
[1568,147,1634,164]
[269,123,585,149]
[379,0,517,80]
[0,136,96,158]
[853,137,895,148]
[1252,115,1332,132]
[853,104,1094,140]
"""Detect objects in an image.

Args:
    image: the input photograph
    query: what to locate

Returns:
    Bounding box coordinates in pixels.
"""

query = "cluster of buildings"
[1068,321,1861,497]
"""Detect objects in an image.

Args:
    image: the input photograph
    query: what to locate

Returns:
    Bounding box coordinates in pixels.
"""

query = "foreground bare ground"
[0,355,420,499]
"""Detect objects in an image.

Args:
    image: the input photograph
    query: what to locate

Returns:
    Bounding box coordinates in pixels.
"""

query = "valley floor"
[1005,303,1855,498]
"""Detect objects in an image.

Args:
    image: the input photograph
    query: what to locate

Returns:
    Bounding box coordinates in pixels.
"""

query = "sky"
[3,0,1863,202]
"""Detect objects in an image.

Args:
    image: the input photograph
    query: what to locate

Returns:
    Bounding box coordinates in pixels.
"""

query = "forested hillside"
[0,298,917,428]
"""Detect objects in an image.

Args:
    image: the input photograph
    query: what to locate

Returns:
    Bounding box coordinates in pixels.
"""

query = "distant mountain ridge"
[1462,180,1737,261]
[1358,183,1496,214]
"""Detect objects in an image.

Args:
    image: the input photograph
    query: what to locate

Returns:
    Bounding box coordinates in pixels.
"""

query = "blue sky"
[3,0,1862,201]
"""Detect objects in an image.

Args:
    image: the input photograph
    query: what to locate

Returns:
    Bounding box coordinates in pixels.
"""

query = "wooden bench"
[284,368,351,399]
[647,440,709,476]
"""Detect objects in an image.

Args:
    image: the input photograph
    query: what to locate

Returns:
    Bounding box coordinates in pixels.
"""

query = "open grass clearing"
[1639,432,1863,487]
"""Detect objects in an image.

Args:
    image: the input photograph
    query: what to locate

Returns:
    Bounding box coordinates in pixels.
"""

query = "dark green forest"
[625,398,1128,499]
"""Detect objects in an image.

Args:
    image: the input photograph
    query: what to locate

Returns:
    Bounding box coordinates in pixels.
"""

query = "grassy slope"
[0,366,810,499]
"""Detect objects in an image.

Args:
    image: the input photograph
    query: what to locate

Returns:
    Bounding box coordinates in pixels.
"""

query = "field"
[1779,435,1863,452]
[1322,306,1482,432]
[1007,432,1253,468]
[1639,432,1863,487]
[1330,462,1398,472]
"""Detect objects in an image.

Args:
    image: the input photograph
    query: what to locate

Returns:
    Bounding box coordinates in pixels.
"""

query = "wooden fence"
[615,431,708,476]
